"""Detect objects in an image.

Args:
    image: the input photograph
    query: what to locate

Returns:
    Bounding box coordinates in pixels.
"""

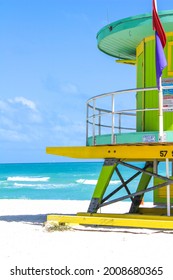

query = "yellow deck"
[46,143,173,161]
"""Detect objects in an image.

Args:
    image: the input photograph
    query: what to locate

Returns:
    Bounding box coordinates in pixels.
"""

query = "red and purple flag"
[152,0,167,89]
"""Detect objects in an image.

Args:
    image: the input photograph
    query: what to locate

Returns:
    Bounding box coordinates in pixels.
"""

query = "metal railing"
[86,86,173,145]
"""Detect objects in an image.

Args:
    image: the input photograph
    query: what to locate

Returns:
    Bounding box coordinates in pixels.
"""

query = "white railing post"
[98,109,101,136]
[158,78,164,142]
[92,99,96,145]
[86,103,89,145]
[118,113,121,133]
[111,94,115,144]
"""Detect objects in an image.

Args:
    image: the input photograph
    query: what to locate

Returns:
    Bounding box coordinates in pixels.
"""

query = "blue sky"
[0,0,172,163]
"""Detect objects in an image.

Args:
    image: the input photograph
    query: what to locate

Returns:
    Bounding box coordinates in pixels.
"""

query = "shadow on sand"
[0,213,74,225]
[0,214,48,224]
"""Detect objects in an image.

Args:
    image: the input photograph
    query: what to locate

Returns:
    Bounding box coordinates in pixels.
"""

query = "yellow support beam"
[77,212,173,220]
[46,143,173,161]
[47,214,173,230]
[116,59,136,65]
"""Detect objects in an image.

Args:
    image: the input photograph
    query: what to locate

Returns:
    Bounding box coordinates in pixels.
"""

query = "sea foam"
[7,176,50,182]
[76,179,120,185]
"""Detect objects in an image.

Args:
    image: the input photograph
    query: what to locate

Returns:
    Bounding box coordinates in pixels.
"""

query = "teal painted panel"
[116,132,159,143]
[97,11,173,60]
[87,131,173,146]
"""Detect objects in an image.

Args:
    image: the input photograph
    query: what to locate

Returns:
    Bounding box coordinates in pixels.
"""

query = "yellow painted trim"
[144,35,155,43]
[46,144,173,160]
[168,41,173,76]
[166,32,173,37]
[77,212,173,220]
[142,32,173,44]
[47,214,173,229]
[116,59,136,65]
[136,40,144,57]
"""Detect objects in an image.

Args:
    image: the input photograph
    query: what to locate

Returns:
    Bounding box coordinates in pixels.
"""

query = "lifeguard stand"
[46,11,173,229]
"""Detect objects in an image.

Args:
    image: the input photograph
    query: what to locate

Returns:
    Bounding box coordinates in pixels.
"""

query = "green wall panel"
[136,34,173,132]
[136,51,144,132]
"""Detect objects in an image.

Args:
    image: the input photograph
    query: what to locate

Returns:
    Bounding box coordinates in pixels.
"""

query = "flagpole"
[158,77,164,142]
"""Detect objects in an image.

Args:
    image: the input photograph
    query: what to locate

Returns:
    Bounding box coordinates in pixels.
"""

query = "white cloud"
[8,96,42,123]
[9,96,37,111]
[0,97,44,144]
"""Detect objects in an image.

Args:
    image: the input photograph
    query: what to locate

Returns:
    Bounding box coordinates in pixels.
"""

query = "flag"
[152,0,167,89]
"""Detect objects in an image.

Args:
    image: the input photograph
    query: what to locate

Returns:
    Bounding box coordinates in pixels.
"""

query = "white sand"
[0,200,173,279]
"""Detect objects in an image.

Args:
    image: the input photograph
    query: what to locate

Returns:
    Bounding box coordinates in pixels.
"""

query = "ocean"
[0,161,168,202]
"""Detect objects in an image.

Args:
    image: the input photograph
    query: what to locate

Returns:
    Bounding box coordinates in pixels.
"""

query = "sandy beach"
[0,199,173,279]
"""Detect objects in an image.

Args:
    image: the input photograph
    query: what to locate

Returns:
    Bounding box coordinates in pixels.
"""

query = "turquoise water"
[0,161,167,201]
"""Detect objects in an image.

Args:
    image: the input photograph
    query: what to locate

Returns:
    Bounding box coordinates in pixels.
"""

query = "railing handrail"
[86,87,156,103]
[87,85,173,103]
[86,85,173,145]
[87,107,159,120]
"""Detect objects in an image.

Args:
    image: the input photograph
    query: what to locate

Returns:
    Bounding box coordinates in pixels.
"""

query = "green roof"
[97,10,173,60]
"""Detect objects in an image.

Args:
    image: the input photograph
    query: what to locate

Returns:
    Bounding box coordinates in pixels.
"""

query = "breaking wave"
[7,176,50,182]
[13,183,76,189]
[76,179,120,185]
